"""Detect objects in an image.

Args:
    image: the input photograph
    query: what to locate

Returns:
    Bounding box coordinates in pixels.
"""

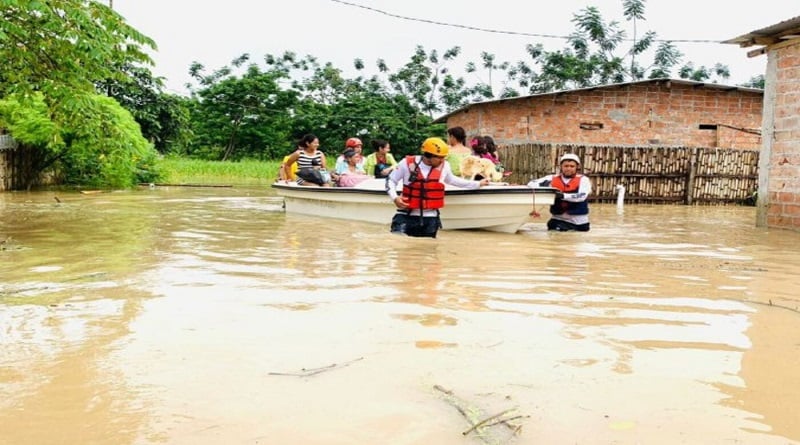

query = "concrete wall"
[445,81,763,150]
[760,40,800,230]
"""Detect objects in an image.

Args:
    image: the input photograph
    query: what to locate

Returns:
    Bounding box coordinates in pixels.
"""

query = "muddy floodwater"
[1,186,799,445]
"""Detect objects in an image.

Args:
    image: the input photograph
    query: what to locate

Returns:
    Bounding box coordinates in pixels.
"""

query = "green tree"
[262,51,439,156]
[99,65,192,154]
[0,0,154,102]
[740,75,765,89]
[0,0,157,187]
[0,94,159,188]
[186,54,300,160]
[461,0,729,97]
[382,46,468,118]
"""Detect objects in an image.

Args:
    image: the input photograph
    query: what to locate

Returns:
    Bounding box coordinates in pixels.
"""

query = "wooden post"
[685,148,698,205]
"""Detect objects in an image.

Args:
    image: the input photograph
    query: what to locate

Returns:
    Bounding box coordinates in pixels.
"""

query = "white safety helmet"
[559,153,581,165]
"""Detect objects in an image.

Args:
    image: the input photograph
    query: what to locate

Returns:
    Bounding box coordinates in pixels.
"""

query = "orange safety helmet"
[420,137,449,157]
[345,137,363,148]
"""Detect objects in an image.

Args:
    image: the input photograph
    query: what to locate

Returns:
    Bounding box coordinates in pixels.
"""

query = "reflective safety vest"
[550,175,589,215]
[402,155,445,210]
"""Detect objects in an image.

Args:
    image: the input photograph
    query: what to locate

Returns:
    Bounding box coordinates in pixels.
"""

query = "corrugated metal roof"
[433,78,763,124]
[722,16,800,48]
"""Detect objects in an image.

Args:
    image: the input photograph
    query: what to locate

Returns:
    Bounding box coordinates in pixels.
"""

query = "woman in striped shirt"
[284,134,330,186]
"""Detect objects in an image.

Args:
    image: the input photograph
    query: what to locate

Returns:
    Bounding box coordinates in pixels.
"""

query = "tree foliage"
[0,0,155,101]
[181,52,440,161]
[461,0,731,97]
[186,54,301,160]
[0,0,160,187]
[99,64,192,153]
[0,93,159,188]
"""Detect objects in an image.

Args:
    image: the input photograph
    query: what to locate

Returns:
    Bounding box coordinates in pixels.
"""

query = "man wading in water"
[386,137,489,238]
[528,153,592,232]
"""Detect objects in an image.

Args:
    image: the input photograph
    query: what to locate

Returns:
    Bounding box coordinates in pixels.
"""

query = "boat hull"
[272,179,557,233]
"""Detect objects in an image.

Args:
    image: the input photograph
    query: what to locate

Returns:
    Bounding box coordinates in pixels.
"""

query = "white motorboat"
[272,178,558,234]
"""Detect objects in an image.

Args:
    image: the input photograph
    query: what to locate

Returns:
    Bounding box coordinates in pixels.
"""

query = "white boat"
[272,178,558,234]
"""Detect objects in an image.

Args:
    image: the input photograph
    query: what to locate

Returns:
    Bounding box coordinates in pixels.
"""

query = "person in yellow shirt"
[278,149,299,181]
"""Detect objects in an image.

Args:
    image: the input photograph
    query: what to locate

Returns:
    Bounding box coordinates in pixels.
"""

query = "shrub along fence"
[501,143,759,205]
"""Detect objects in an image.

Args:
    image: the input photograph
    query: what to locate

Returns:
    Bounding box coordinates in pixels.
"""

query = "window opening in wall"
[580,122,604,130]
[699,124,718,130]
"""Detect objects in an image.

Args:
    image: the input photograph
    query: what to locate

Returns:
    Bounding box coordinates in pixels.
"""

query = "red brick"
[446,81,762,149]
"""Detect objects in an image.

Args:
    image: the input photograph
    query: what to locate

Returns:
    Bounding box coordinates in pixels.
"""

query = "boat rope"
[529,187,541,218]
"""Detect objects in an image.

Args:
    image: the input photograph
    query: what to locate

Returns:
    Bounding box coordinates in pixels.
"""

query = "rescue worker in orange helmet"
[527,153,592,232]
[386,137,489,238]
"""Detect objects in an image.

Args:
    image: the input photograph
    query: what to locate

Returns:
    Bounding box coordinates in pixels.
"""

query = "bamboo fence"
[501,143,759,205]
[0,135,17,191]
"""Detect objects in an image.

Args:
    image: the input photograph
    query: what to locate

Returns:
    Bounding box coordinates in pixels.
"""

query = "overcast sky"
[114,0,798,95]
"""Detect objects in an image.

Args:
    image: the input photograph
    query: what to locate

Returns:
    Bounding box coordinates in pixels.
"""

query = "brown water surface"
[1,187,799,444]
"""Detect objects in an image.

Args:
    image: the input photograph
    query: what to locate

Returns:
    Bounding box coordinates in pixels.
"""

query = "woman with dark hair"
[363,139,398,178]
[446,126,471,176]
[480,136,500,164]
[284,134,331,186]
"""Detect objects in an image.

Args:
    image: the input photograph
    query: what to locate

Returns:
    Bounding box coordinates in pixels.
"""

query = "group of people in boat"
[278,127,506,188]
[278,134,398,187]
[443,126,503,178]
[278,128,591,236]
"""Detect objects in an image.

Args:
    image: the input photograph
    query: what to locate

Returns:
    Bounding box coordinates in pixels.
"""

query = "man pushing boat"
[386,137,489,238]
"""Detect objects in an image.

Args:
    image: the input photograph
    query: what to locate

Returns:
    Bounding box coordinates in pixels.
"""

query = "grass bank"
[156,158,281,186]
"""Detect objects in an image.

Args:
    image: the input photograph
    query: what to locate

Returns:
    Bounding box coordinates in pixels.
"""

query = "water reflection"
[1,188,799,444]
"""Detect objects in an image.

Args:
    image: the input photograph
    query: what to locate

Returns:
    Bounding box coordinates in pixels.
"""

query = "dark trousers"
[547,218,590,232]
[390,213,441,238]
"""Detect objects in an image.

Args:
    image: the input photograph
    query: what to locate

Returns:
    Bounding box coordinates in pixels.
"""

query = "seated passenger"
[278,148,300,182]
[471,136,499,165]
[286,134,331,187]
[363,139,398,178]
[483,136,501,164]
[334,149,370,187]
[334,137,365,173]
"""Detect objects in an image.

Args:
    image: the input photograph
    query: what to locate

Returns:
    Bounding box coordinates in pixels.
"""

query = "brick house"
[434,78,763,150]
[725,16,800,231]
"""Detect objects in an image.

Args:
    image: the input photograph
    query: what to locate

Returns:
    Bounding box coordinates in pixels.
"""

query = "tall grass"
[156,158,281,186]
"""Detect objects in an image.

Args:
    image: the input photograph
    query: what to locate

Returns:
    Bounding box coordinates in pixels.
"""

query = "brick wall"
[766,41,800,229]
[445,81,763,150]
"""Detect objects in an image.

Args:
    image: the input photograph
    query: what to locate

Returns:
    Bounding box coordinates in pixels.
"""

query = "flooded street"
[1,186,799,445]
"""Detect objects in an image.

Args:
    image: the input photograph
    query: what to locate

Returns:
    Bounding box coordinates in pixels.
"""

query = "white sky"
[114,0,799,96]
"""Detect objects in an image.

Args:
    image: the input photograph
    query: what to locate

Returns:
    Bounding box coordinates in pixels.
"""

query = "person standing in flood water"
[528,153,592,232]
[386,137,489,238]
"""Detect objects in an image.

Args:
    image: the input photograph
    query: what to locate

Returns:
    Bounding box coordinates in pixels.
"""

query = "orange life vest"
[550,174,589,215]
[402,155,445,210]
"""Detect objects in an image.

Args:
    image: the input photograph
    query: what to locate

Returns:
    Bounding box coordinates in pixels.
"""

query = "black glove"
[554,191,564,200]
